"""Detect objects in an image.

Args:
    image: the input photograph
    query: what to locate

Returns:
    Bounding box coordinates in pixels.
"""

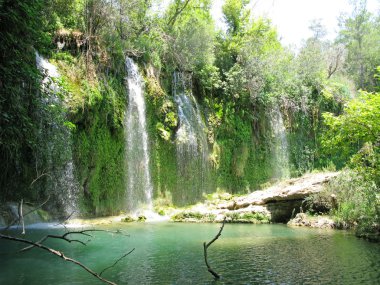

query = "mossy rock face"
[36,209,52,222]
[225,212,270,224]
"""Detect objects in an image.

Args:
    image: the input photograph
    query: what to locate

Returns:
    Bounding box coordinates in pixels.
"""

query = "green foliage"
[74,126,125,216]
[322,91,380,167]
[165,0,215,72]
[323,171,379,238]
[44,0,84,31]
[52,52,126,216]
[171,211,216,222]
[225,211,270,223]
[338,1,380,90]
[2,0,379,224]
[0,0,69,200]
[146,97,179,203]
[222,0,250,35]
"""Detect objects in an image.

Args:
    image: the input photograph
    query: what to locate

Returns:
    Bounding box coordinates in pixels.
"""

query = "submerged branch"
[203,218,226,279]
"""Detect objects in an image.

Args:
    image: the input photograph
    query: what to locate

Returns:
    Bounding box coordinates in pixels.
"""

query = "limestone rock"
[288,213,336,229]
[172,172,339,224]
[227,172,339,209]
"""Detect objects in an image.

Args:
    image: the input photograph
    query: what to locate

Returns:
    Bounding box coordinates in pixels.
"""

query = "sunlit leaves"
[322,91,380,162]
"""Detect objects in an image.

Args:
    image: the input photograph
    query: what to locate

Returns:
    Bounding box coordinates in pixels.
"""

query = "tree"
[222,0,250,35]
[309,18,327,40]
[0,0,47,198]
[164,0,215,71]
[338,0,380,90]
[322,90,380,181]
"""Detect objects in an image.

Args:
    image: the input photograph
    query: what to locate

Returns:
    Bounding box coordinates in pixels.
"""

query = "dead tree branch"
[19,229,129,252]
[54,211,76,229]
[1,229,132,284]
[18,199,25,235]
[0,233,117,285]
[99,248,135,276]
[30,171,51,186]
[2,196,50,232]
[203,218,226,279]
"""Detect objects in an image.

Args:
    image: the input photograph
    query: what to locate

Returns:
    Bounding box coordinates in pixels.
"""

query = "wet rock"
[288,213,336,229]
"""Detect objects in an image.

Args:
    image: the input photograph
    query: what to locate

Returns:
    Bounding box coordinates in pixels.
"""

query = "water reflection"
[0,223,379,284]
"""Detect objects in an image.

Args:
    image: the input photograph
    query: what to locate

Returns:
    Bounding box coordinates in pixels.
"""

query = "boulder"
[218,172,338,222]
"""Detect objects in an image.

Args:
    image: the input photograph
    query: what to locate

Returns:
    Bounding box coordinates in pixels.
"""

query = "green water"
[1,223,379,284]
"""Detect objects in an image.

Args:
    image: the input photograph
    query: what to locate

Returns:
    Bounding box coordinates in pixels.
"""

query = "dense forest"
[0,0,379,239]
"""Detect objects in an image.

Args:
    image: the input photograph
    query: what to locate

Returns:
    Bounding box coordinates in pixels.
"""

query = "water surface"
[0,223,379,284]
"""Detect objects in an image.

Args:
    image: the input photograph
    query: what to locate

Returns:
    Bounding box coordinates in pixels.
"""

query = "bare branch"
[100,248,135,276]
[23,195,50,217]
[2,196,50,232]
[203,218,226,279]
[19,234,88,253]
[19,229,129,252]
[0,233,117,285]
[30,172,51,186]
[19,199,25,235]
[54,211,76,228]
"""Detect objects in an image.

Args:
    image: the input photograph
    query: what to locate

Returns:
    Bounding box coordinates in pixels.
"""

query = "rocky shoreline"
[171,172,339,224]
[1,172,339,229]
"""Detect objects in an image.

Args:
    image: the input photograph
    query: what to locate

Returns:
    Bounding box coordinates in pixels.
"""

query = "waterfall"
[174,72,210,205]
[124,58,153,213]
[35,52,80,216]
[270,106,290,179]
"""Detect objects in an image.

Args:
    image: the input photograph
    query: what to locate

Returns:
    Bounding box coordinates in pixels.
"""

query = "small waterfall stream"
[124,58,153,213]
[35,52,79,216]
[270,106,290,179]
[174,72,210,204]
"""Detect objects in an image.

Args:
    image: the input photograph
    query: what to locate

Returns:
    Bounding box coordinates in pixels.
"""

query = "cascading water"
[124,58,153,213]
[270,106,290,179]
[35,52,80,216]
[174,72,210,205]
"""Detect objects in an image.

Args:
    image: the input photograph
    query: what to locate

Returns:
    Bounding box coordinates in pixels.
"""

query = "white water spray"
[124,58,153,213]
[174,72,210,204]
[270,106,290,179]
[35,52,80,216]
